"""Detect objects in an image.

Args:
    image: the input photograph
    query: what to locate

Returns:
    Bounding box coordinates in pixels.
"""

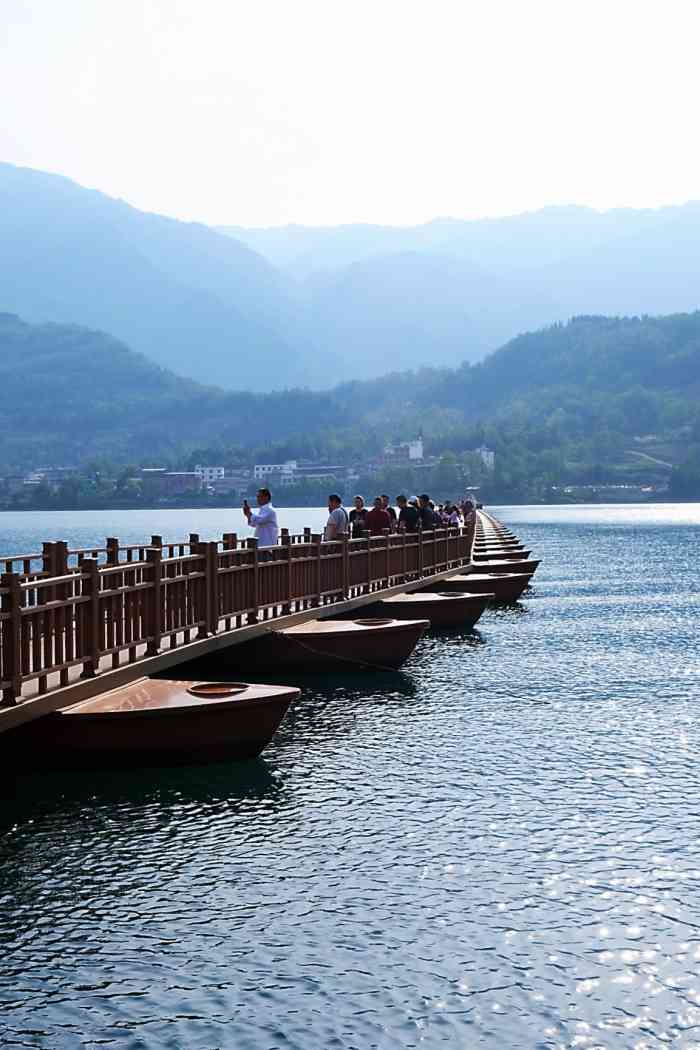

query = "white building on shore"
[474,446,495,471]
[195,465,225,484]
[253,461,298,485]
[383,436,424,462]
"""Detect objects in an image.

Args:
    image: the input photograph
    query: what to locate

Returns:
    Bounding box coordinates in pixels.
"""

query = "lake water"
[1,504,699,1049]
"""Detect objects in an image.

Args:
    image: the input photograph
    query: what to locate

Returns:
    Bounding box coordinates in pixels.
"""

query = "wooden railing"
[0,522,474,706]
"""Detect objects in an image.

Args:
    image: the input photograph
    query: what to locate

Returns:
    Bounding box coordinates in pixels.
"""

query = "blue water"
[0,507,329,559]
[1,505,700,1049]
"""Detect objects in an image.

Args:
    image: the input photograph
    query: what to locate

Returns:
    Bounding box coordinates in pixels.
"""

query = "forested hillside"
[0,314,334,466]
[2,311,699,499]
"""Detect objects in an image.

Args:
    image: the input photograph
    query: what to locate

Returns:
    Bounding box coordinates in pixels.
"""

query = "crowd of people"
[242,487,477,548]
[334,493,476,539]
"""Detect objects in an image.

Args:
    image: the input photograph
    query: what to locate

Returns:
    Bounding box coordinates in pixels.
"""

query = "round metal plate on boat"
[353,618,394,626]
[186,683,248,698]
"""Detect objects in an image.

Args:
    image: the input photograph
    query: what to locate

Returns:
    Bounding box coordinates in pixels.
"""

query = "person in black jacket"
[396,494,419,532]
[418,494,438,529]
[349,495,368,538]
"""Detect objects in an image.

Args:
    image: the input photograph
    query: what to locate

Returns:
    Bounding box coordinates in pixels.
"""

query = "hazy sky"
[3,0,700,227]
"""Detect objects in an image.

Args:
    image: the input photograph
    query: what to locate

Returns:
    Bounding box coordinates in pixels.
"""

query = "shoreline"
[0,495,693,514]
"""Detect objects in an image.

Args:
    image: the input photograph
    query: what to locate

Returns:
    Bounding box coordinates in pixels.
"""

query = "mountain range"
[1,310,698,478]
[223,202,700,382]
[2,161,700,391]
[0,163,302,390]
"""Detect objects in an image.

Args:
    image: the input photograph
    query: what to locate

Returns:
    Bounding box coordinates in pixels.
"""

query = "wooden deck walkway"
[0,522,477,733]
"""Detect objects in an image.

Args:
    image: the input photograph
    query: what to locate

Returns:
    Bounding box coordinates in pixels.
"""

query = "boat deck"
[64,678,295,716]
[282,617,425,635]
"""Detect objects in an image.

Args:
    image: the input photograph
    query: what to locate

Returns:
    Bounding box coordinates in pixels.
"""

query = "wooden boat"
[3,678,299,769]
[470,558,540,576]
[335,591,492,629]
[474,541,528,550]
[474,551,526,558]
[474,540,525,550]
[216,617,430,672]
[421,572,531,603]
[473,549,531,561]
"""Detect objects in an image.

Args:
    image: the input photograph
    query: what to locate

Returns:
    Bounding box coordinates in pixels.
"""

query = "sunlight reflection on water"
[1,505,700,1048]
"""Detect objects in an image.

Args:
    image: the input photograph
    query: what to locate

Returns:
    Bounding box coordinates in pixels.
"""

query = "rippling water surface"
[2,505,700,1049]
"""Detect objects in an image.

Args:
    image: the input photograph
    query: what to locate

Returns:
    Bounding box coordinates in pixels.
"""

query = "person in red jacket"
[364,496,392,535]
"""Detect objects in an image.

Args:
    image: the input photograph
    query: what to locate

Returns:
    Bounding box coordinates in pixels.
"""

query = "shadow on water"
[1,669,423,831]
[157,659,423,750]
[0,754,283,831]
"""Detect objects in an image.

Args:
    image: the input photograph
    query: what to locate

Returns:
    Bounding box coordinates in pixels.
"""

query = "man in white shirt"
[243,488,279,547]
[324,494,348,541]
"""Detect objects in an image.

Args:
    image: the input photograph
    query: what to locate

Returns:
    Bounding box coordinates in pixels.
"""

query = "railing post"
[312,534,322,606]
[146,547,162,656]
[54,541,69,575]
[54,540,70,601]
[1,572,22,705]
[207,541,219,635]
[42,541,57,605]
[222,532,237,551]
[79,558,101,678]
[281,531,292,614]
[418,527,424,577]
[401,529,407,581]
[192,542,209,639]
[340,534,350,598]
[106,537,120,566]
[151,534,163,549]
[247,538,259,624]
[466,518,476,564]
[303,527,311,543]
[42,541,55,576]
[383,528,390,586]
[363,530,371,594]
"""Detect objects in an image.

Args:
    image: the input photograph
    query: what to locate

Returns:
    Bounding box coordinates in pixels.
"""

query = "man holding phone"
[243,488,279,547]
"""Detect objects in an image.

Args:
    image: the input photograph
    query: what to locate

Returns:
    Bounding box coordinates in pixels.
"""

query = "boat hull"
[336,592,491,629]
[470,558,539,575]
[214,618,429,672]
[473,549,531,561]
[474,539,523,547]
[3,680,298,769]
[420,572,531,603]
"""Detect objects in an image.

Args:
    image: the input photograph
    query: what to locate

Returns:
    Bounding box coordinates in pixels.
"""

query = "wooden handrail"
[0,521,475,707]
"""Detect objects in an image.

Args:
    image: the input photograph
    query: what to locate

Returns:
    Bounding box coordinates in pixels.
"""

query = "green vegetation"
[2,310,700,505]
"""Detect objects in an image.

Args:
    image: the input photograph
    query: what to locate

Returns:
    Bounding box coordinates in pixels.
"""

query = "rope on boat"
[256,624,407,674]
